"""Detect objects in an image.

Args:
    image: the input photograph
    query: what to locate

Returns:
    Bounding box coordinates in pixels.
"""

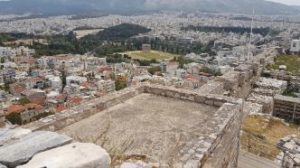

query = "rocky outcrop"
[0,131,72,167]
[18,142,110,168]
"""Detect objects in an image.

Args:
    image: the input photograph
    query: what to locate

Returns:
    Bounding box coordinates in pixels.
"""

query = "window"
[293,42,297,48]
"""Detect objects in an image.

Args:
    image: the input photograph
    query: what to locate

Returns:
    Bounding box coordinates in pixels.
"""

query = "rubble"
[278,135,300,168]
[255,77,287,93]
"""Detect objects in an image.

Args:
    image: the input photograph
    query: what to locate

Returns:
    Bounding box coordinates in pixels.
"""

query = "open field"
[121,50,177,61]
[271,55,300,74]
[241,115,300,160]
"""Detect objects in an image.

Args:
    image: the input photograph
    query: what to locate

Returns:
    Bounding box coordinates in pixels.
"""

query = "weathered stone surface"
[0,127,32,146]
[120,161,151,168]
[0,131,72,167]
[0,164,7,168]
[18,143,110,168]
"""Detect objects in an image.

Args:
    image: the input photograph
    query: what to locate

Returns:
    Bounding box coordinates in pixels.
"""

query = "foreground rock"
[0,164,7,168]
[0,126,32,146]
[120,161,151,168]
[18,143,110,168]
[0,131,72,167]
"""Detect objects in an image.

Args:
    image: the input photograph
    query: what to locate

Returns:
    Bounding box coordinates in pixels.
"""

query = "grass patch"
[271,55,300,75]
[241,115,300,160]
[121,50,177,61]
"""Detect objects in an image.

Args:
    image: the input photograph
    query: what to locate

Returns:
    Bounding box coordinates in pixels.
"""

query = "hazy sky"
[268,0,300,5]
[0,0,299,6]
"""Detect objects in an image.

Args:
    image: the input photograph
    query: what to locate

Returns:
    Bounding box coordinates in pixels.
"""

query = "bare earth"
[60,93,217,163]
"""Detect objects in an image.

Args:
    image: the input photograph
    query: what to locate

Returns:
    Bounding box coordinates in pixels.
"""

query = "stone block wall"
[22,84,245,168]
[273,95,300,122]
[23,85,144,131]
[200,103,243,168]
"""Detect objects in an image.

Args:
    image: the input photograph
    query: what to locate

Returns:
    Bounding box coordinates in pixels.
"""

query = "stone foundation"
[273,95,300,122]
[23,84,244,168]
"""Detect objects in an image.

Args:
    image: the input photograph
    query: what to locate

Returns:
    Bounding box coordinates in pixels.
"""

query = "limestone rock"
[0,164,7,168]
[0,127,32,146]
[0,131,72,167]
[120,161,151,168]
[18,142,110,168]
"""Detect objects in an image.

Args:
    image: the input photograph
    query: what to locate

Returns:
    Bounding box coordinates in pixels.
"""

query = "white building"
[290,40,300,54]
[45,75,62,91]
[66,76,87,86]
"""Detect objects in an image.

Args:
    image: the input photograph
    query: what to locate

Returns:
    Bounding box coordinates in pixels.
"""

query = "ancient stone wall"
[273,95,300,122]
[200,103,243,168]
[23,84,245,168]
[24,85,144,131]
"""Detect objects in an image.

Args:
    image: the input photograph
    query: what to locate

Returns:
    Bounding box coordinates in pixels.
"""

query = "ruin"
[23,84,244,167]
[273,95,300,122]
[1,48,284,167]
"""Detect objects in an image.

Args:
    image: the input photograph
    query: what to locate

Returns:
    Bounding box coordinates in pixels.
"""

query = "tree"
[178,56,185,69]
[0,57,4,64]
[115,76,128,91]
[61,72,67,92]
[148,66,161,75]
[18,97,31,105]
[6,112,22,125]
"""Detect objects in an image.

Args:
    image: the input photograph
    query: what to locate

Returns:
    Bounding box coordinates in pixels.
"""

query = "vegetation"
[29,23,151,57]
[0,83,10,92]
[148,66,161,75]
[6,112,22,125]
[200,66,222,76]
[0,33,35,45]
[271,55,300,75]
[182,25,279,37]
[241,115,300,159]
[18,97,31,105]
[115,76,128,91]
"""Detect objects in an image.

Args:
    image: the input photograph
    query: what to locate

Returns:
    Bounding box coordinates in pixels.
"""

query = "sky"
[268,0,300,5]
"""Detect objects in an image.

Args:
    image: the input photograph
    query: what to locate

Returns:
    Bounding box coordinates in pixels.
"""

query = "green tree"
[148,66,161,75]
[18,97,31,105]
[0,57,4,63]
[6,112,22,125]
[115,76,128,91]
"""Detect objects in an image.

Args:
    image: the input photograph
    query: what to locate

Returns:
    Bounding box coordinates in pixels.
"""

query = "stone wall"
[23,84,244,168]
[23,85,144,131]
[200,103,243,168]
[273,95,300,122]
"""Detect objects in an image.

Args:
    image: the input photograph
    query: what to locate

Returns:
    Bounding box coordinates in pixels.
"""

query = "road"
[238,150,280,168]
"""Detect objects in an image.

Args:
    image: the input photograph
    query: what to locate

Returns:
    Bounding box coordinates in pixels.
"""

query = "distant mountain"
[0,0,299,16]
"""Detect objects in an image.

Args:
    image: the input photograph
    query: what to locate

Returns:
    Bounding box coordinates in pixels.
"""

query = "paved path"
[238,151,280,168]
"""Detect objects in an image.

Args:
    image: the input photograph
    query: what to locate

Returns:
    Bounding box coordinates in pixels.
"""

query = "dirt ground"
[241,115,300,160]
